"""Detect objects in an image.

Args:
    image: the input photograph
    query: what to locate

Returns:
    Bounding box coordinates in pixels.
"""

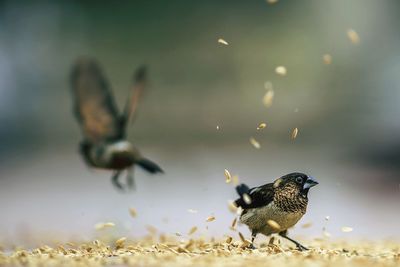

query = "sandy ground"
[1,237,399,267]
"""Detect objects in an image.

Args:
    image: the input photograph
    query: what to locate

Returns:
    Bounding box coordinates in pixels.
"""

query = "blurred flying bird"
[234,172,318,250]
[70,57,163,191]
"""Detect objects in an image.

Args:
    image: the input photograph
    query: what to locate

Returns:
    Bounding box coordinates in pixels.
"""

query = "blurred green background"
[0,0,399,246]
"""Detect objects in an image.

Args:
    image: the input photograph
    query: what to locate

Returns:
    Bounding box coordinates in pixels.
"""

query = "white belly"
[240,203,304,235]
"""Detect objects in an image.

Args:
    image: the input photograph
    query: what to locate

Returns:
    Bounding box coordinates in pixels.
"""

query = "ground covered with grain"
[1,237,399,267]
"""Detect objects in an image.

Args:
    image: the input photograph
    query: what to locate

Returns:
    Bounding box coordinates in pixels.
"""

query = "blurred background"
[0,0,399,247]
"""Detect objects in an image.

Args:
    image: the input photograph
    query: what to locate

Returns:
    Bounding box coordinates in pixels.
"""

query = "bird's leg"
[126,168,136,191]
[248,231,257,249]
[279,230,309,251]
[111,171,124,191]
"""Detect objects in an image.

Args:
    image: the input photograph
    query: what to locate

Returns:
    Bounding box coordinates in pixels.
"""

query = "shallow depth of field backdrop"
[0,0,399,247]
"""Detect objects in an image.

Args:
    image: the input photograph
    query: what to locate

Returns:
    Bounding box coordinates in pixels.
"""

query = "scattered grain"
[218,38,229,45]
[347,29,360,44]
[341,226,353,233]
[302,222,313,229]
[262,90,274,108]
[187,209,198,214]
[129,208,137,218]
[291,127,298,140]
[323,54,332,65]
[231,217,237,230]
[275,66,287,76]
[115,237,126,248]
[206,216,216,222]
[224,169,232,183]
[227,201,238,213]
[94,222,115,230]
[232,175,240,186]
[257,122,267,130]
[188,227,198,235]
[249,137,261,149]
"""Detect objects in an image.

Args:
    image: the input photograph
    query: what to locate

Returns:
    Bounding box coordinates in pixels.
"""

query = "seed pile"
[1,238,398,267]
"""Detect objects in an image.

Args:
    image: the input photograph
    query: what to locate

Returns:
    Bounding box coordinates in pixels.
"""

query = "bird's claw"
[247,243,256,250]
[296,244,309,251]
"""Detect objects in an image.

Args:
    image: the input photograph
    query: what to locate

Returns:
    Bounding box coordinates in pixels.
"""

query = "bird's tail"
[136,158,164,174]
[236,183,250,197]
[234,183,250,208]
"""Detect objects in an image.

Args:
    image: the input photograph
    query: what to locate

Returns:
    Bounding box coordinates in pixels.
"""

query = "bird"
[234,172,318,251]
[70,57,163,191]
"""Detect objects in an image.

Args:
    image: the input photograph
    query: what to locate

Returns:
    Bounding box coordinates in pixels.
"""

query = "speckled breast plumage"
[240,183,308,235]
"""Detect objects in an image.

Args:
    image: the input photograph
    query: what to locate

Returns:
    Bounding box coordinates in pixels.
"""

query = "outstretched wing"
[235,182,275,209]
[70,57,121,144]
[120,66,147,133]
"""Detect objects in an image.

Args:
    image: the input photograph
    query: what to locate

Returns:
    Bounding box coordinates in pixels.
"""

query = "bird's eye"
[295,177,303,184]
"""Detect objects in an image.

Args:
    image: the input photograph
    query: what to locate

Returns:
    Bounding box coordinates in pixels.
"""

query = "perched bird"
[234,172,318,250]
[70,57,163,191]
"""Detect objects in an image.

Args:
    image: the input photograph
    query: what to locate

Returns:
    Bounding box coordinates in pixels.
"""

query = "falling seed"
[129,208,137,218]
[188,226,198,235]
[238,232,246,243]
[257,123,267,130]
[323,54,332,65]
[267,220,281,231]
[187,209,198,214]
[347,29,360,44]
[324,232,331,238]
[262,90,274,108]
[232,175,239,186]
[269,236,276,245]
[302,222,313,229]
[275,66,287,76]
[175,232,182,236]
[227,201,238,213]
[216,125,220,130]
[224,169,232,183]
[206,216,216,222]
[249,137,261,149]
[323,230,331,238]
[243,193,252,205]
[235,207,244,217]
[267,0,278,4]
[341,226,353,233]
[325,216,330,221]
[291,127,298,140]
[218,38,229,45]
[115,237,126,248]
[94,222,115,230]
[231,217,237,229]
[146,225,158,235]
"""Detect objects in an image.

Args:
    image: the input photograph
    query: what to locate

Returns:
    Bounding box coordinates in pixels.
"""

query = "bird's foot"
[296,244,309,251]
[247,243,256,250]
[112,171,125,192]
[126,169,136,191]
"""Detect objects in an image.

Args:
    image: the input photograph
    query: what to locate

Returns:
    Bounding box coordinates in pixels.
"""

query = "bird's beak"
[303,176,319,190]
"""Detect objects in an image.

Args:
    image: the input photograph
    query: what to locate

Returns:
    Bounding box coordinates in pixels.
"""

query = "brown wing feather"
[70,57,121,144]
[120,66,147,132]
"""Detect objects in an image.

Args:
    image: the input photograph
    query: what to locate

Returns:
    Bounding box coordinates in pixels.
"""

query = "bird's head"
[273,172,318,197]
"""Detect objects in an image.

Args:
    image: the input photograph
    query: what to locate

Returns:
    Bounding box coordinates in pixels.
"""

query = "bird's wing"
[120,66,147,133]
[235,183,275,209]
[70,57,122,144]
